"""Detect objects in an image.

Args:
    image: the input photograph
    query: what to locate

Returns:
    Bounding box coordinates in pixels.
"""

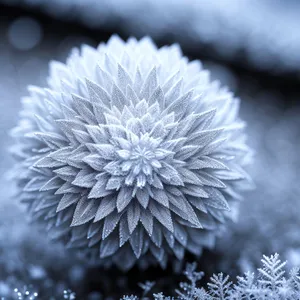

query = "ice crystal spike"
[11,35,252,270]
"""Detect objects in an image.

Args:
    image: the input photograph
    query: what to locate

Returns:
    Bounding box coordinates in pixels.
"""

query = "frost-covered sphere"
[11,36,252,270]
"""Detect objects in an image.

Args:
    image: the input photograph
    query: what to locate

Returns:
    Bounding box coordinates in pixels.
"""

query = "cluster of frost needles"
[123,253,300,300]
[10,35,252,269]
[1,253,299,299]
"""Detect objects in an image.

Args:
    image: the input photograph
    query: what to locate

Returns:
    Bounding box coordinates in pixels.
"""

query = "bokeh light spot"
[8,17,43,51]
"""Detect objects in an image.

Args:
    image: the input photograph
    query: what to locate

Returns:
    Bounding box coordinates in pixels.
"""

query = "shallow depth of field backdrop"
[1,0,300,298]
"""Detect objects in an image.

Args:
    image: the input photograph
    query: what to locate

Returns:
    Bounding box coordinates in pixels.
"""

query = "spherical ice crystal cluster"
[11,35,252,270]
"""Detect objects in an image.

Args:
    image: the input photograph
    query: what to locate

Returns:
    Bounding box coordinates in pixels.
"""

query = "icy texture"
[1,253,300,299]
[126,254,300,300]
[10,36,251,269]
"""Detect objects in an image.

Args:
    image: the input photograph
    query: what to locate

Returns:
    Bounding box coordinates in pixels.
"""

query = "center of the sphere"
[131,145,155,161]
[115,135,163,188]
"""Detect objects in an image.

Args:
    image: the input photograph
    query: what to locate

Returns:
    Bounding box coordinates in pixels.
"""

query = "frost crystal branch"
[11,35,252,269]
[125,253,300,300]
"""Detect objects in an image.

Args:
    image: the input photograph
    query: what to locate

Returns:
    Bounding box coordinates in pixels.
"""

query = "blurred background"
[1,0,300,299]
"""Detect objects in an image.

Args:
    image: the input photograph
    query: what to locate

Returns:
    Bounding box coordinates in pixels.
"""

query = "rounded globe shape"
[11,35,252,270]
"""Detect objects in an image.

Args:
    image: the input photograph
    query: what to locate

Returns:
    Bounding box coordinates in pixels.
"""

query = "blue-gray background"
[1,1,300,298]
